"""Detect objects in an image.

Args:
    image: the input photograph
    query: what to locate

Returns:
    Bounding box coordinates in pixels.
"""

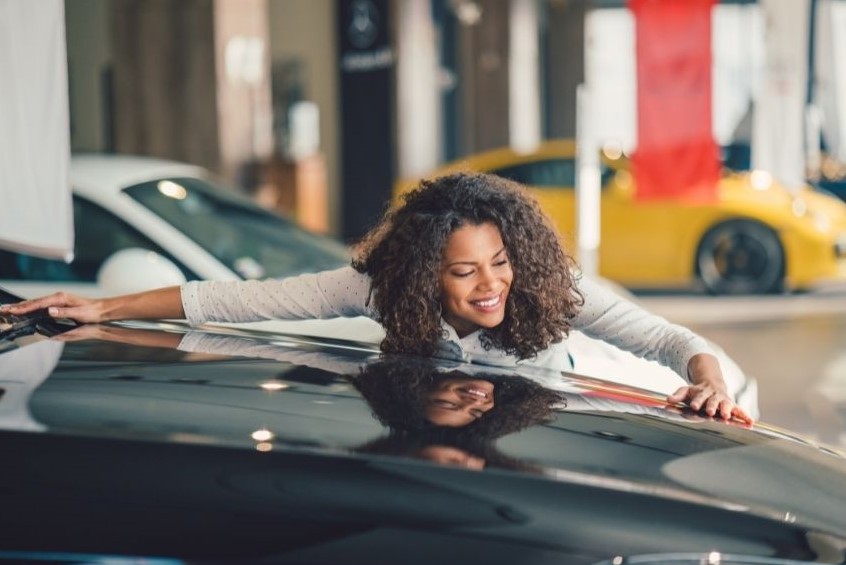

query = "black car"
[1,299,845,564]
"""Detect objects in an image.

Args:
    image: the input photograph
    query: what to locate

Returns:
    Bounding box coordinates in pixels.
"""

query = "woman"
[1,173,752,423]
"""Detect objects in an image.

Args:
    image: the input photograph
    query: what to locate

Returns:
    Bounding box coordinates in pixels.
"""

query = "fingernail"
[48,307,58,316]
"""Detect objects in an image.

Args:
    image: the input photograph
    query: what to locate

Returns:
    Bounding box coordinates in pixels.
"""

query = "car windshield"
[124,177,349,279]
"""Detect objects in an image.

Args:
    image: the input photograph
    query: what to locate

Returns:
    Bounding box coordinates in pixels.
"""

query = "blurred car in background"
[0,308,838,563]
[396,140,846,295]
[724,141,846,205]
[0,154,386,342]
[0,154,350,298]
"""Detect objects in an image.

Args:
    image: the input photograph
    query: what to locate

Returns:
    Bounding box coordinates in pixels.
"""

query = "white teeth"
[464,388,488,399]
[473,295,500,308]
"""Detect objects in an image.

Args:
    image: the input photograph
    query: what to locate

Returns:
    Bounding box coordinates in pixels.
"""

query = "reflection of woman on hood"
[349,355,567,440]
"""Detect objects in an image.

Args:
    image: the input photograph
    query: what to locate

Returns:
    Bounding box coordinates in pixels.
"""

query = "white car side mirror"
[97,248,187,295]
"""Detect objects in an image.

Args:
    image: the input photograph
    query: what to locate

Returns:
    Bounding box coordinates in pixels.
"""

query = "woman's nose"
[475,266,496,289]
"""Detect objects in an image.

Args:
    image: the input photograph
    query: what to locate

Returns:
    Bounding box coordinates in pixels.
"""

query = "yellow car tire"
[695,219,785,295]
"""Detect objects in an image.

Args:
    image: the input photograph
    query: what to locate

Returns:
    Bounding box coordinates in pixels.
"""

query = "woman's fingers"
[1,292,100,323]
[704,395,730,420]
[731,404,755,425]
[688,387,714,412]
[668,386,690,404]
[667,385,754,425]
[2,292,78,314]
[46,305,89,321]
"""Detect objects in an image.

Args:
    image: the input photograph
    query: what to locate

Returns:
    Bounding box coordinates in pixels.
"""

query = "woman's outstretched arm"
[1,266,374,326]
[0,286,185,324]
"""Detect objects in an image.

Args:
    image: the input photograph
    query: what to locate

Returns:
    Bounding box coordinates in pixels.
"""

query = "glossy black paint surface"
[1,321,845,564]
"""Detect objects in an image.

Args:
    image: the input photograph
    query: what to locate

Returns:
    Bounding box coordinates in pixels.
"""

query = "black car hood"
[1,320,845,564]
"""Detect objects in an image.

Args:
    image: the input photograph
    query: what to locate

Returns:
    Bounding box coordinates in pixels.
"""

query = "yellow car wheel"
[695,219,785,295]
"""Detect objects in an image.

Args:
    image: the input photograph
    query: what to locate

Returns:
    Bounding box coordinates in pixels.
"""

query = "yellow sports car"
[395,140,846,294]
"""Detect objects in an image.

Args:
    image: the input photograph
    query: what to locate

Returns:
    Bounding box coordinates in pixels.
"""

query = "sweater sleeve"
[179,266,375,326]
[571,276,714,380]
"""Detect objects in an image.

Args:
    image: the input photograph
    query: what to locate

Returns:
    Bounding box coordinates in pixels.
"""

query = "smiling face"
[423,377,496,427]
[439,222,513,338]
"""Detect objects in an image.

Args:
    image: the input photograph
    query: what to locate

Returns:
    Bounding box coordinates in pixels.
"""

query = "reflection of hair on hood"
[355,430,541,474]
[349,356,567,439]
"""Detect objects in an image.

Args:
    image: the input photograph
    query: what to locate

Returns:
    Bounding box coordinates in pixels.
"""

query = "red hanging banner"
[629,0,719,202]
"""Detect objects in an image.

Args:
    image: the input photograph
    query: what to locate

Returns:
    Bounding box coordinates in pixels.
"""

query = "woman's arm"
[1,286,184,324]
[573,277,753,423]
[180,267,373,326]
[1,266,375,326]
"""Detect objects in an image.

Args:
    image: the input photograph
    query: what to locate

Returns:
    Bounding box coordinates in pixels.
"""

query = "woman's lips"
[459,387,489,399]
[456,380,494,400]
[470,292,503,311]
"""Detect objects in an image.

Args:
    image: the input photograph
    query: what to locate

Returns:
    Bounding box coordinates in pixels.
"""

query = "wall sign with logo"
[337,0,395,241]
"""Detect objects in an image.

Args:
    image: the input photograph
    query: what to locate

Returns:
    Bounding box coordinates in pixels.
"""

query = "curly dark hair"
[349,355,567,439]
[353,172,583,360]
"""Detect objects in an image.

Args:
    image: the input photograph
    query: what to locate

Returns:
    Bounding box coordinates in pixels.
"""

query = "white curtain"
[752,0,811,190]
[584,8,637,153]
[815,0,846,163]
[0,0,73,259]
[711,3,764,145]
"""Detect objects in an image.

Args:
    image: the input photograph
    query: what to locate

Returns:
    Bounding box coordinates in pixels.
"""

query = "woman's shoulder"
[312,265,373,291]
[573,274,625,308]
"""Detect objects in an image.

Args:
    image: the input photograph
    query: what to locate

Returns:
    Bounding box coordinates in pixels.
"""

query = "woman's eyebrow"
[444,260,477,268]
[444,247,507,268]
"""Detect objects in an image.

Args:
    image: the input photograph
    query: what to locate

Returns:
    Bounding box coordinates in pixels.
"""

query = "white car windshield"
[124,177,349,279]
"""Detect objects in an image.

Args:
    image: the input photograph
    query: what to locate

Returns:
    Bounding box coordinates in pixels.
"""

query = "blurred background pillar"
[396,0,440,179]
[110,0,273,181]
[584,7,636,153]
[336,0,395,241]
[814,0,846,164]
[752,0,810,191]
[457,0,510,153]
[545,0,586,140]
[268,0,338,234]
[508,0,541,154]
[576,84,601,278]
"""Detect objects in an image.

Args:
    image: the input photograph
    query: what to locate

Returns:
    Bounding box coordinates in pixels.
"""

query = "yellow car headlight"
[791,195,835,232]
[791,197,808,217]
[812,211,833,233]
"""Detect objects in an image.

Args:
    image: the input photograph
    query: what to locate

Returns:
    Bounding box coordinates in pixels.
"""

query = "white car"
[0,154,385,342]
[0,154,757,415]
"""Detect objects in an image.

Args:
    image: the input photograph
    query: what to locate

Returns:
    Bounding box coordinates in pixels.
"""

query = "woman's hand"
[1,292,105,324]
[1,286,185,324]
[668,353,755,425]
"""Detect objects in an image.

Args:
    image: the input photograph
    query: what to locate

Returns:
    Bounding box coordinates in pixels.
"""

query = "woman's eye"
[451,270,473,278]
[494,259,508,267]
[433,399,458,409]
